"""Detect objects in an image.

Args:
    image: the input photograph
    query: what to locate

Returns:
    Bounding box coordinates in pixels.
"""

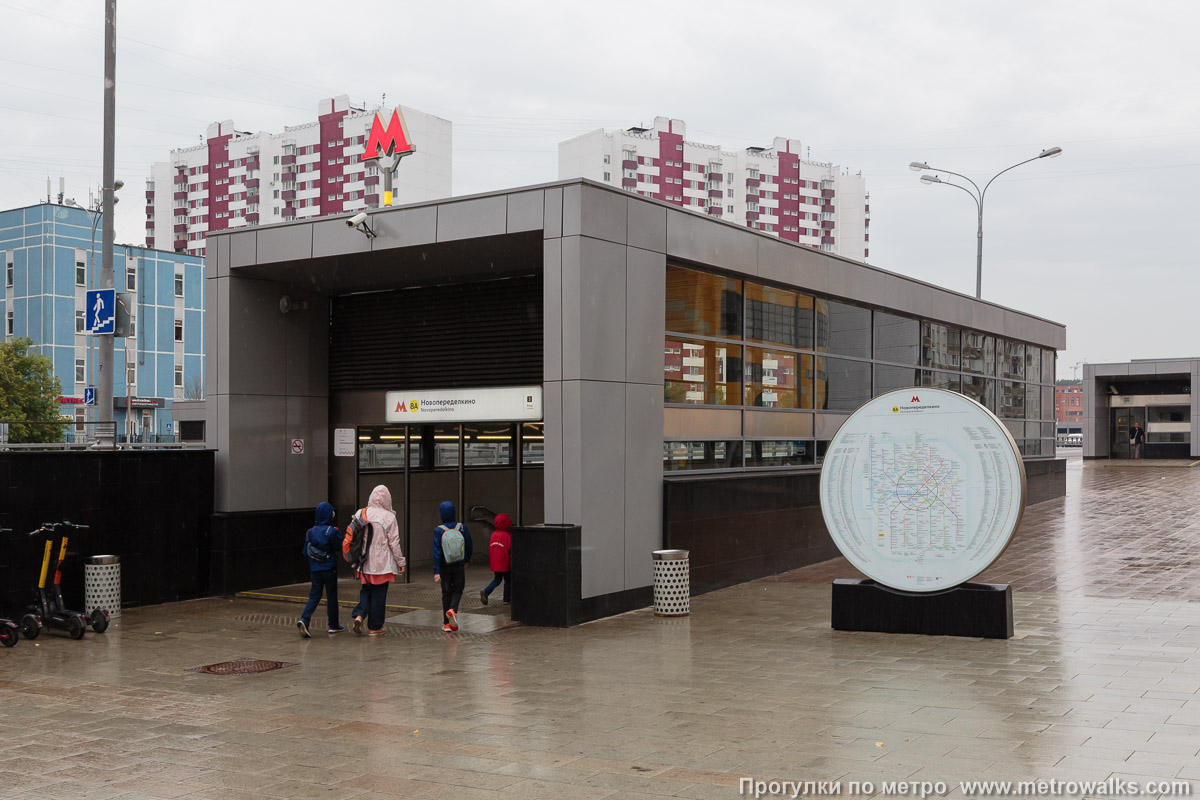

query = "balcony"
[707,206,723,217]
[746,177,760,189]
[281,190,296,201]
[622,159,637,171]
[145,205,155,215]
[365,194,379,207]
[822,188,835,198]
[822,220,835,230]
[173,239,186,251]
[745,194,759,204]
[245,178,260,189]
[145,237,155,248]
[707,172,723,181]
[173,190,187,201]
[824,204,836,214]
[708,189,723,198]
[281,154,296,165]
[282,171,296,183]
[821,235,835,244]
[281,207,296,218]
[363,175,380,186]
[246,213,260,224]
[746,210,760,221]
[622,177,637,188]
[145,191,154,200]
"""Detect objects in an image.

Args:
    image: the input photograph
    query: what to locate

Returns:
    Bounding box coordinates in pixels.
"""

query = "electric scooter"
[27,522,108,639]
[0,526,36,645]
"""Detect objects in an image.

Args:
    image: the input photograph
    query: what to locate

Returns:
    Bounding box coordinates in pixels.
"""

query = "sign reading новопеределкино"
[384,387,542,424]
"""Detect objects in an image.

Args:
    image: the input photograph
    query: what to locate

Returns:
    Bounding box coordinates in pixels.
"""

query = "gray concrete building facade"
[1083,359,1197,460]
[204,179,1067,618]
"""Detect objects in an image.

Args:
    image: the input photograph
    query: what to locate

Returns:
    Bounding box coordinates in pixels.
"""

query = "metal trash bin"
[84,555,121,618]
[652,549,690,617]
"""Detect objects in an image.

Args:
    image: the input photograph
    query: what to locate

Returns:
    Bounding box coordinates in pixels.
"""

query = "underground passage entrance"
[355,421,544,577]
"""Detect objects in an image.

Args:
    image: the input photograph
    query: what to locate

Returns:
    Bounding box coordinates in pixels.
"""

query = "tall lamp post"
[909,147,1062,299]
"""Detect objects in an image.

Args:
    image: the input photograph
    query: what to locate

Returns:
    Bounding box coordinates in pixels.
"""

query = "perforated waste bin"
[652,549,690,616]
[84,555,121,618]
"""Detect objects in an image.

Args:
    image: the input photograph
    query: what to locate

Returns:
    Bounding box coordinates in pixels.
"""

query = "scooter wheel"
[0,625,16,648]
[20,615,40,640]
[90,609,109,634]
[67,616,85,640]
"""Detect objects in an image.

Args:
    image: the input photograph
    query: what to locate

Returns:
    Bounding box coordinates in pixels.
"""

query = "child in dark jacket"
[479,513,512,605]
[298,501,344,637]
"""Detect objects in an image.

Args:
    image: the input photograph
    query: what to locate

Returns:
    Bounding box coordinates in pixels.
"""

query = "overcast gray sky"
[1,0,1196,378]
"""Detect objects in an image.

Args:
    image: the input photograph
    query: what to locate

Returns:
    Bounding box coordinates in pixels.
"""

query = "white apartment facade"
[146,95,452,256]
[559,116,869,261]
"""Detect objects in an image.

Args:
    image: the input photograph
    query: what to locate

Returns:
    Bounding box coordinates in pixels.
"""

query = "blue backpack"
[303,527,333,563]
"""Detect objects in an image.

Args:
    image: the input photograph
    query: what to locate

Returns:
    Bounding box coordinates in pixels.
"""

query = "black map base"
[831,578,1014,640]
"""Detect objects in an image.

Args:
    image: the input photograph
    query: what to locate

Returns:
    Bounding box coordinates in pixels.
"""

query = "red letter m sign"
[362,109,415,160]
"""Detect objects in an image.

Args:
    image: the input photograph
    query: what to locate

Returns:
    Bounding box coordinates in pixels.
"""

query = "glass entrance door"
[1111,407,1145,458]
[356,421,544,581]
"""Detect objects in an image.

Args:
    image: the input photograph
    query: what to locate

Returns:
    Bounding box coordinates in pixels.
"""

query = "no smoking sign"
[290,438,305,455]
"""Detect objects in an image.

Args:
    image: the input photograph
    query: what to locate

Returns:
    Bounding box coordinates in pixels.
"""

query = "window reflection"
[745,283,814,349]
[816,299,871,358]
[409,424,460,469]
[745,440,815,468]
[1025,384,1042,421]
[463,423,514,467]
[357,425,406,470]
[664,338,742,405]
[744,347,808,409]
[960,376,996,411]
[998,381,1025,419]
[1042,348,1056,384]
[962,331,994,376]
[817,356,872,411]
[921,370,960,392]
[998,339,1024,380]
[665,265,742,339]
[874,311,920,365]
[1025,347,1041,384]
[874,364,921,395]
[921,322,960,370]
[663,440,743,471]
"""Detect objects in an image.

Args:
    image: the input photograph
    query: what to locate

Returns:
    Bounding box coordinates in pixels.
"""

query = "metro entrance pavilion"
[203,179,1066,621]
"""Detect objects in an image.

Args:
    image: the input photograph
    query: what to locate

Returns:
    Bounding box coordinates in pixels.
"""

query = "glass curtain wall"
[663,263,1058,472]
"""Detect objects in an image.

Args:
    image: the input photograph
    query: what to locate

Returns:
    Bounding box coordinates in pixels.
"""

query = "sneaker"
[297,620,311,639]
[328,625,346,634]
[352,617,363,635]
[442,624,453,632]
[479,589,489,606]
[446,610,459,631]
[367,628,386,637]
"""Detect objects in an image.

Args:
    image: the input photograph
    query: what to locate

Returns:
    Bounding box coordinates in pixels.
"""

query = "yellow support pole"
[58,537,69,564]
[384,189,393,207]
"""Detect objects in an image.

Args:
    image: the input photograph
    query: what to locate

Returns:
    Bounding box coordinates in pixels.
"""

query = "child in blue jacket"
[298,501,344,637]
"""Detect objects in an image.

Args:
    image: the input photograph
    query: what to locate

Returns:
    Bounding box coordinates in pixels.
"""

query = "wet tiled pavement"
[2,452,1200,799]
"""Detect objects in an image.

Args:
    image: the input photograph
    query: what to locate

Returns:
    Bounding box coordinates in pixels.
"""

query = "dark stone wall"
[665,459,1068,596]
[0,450,214,611]
[209,509,315,596]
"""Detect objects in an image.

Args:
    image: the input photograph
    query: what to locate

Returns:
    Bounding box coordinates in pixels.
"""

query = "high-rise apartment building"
[1,201,205,440]
[146,95,452,256]
[559,116,869,261]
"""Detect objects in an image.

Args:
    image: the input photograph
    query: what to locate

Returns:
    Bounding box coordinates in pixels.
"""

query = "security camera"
[346,212,368,227]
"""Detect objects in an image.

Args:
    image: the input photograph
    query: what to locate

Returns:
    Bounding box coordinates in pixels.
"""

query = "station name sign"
[385,387,542,424]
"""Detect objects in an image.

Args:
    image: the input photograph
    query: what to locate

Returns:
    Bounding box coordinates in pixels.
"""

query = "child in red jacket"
[479,513,512,605]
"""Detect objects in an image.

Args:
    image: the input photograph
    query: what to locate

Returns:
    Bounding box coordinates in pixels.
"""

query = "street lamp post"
[909,147,1062,299]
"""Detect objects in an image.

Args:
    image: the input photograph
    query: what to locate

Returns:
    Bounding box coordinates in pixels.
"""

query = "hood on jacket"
[369,485,393,512]
[439,500,457,524]
[314,501,334,525]
[493,513,512,532]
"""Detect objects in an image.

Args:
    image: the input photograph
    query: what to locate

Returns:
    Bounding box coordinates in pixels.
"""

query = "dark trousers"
[301,569,339,628]
[441,562,465,623]
[483,571,510,602]
[352,581,390,631]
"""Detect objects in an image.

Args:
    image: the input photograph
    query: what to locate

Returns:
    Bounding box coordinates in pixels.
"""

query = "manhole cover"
[186,658,297,676]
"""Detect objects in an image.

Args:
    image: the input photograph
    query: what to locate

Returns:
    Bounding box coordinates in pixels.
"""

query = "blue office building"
[0,202,205,440]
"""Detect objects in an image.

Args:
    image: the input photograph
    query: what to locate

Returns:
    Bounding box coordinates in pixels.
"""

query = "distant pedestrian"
[479,513,512,606]
[297,501,343,638]
[434,501,473,632]
[348,485,406,636]
[1130,422,1145,459]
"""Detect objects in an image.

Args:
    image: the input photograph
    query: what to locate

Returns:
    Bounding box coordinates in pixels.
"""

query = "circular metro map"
[818,388,1026,593]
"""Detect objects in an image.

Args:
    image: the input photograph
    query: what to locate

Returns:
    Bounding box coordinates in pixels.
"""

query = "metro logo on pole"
[361,107,416,207]
[85,289,116,335]
[362,109,415,160]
